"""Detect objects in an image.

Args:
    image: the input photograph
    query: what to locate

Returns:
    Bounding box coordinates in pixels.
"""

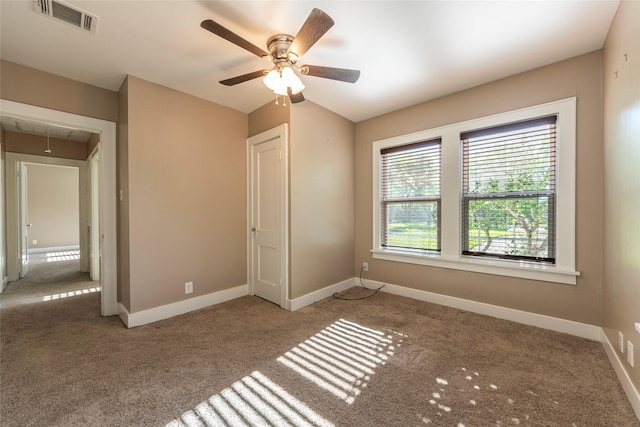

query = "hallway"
[0,249,98,309]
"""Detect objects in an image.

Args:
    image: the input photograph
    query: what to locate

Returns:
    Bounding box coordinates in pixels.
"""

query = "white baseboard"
[363,279,602,341]
[287,277,356,311]
[119,284,249,328]
[117,303,130,327]
[601,329,640,420]
[28,245,80,254]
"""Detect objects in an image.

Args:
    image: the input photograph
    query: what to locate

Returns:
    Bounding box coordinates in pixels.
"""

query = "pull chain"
[274,94,287,107]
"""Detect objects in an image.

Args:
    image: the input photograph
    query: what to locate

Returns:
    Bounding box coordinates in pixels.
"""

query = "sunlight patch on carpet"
[417,366,575,426]
[420,367,499,425]
[167,371,333,427]
[43,286,100,301]
[46,250,80,262]
[278,318,405,405]
[167,319,406,425]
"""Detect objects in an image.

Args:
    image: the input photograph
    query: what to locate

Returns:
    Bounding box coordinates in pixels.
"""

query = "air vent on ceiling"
[33,0,98,34]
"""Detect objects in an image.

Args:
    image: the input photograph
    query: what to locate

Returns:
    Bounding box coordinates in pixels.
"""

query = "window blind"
[461,116,556,263]
[381,139,441,252]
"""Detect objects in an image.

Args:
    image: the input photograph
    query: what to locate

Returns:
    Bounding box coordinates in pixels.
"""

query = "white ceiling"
[0,1,619,123]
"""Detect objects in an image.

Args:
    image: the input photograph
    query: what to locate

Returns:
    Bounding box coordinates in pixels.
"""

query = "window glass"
[461,116,556,263]
[381,139,441,252]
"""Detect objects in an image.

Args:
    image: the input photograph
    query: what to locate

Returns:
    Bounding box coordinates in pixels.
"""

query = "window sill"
[371,249,579,285]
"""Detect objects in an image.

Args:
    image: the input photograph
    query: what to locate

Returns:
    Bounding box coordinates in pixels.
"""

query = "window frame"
[380,138,442,253]
[461,116,557,263]
[372,98,579,285]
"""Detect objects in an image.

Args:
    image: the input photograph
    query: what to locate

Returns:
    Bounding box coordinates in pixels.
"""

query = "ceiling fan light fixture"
[263,69,281,91]
[289,77,305,95]
[282,67,305,94]
[263,66,305,96]
[273,81,288,96]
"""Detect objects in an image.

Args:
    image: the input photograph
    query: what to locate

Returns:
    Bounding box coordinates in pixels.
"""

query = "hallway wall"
[26,163,79,250]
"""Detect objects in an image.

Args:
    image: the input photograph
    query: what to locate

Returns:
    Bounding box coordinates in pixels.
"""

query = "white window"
[461,116,557,263]
[380,139,441,253]
[372,98,579,285]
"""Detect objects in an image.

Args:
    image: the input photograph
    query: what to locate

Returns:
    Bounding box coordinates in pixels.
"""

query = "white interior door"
[18,162,30,278]
[248,125,288,308]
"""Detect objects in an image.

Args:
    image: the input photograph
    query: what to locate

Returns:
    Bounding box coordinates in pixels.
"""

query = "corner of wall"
[601,328,640,419]
[602,0,640,399]
[248,100,291,137]
[117,76,130,310]
[0,125,6,290]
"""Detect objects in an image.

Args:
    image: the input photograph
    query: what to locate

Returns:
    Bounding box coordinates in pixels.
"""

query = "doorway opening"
[22,163,83,279]
[0,99,117,316]
[4,154,98,311]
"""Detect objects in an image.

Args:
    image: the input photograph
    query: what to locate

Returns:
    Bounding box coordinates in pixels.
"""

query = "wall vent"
[33,0,98,34]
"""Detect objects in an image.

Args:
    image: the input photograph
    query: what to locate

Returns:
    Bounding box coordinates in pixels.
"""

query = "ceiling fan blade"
[301,65,360,83]
[287,8,334,58]
[288,88,305,104]
[201,19,269,58]
[220,70,269,86]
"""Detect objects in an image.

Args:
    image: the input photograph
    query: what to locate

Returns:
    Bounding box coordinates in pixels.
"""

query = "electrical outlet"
[619,331,625,353]
[32,240,37,245]
[185,281,193,294]
[362,262,368,272]
[628,341,634,367]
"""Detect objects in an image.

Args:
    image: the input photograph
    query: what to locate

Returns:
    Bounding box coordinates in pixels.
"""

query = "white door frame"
[0,99,117,316]
[247,124,289,309]
[18,162,29,278]
[89,146,101,282]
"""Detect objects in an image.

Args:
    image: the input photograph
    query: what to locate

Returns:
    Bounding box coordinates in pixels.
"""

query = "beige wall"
[0,60,118,122]
[603,0,640,390]
[290,102,355,299]
[25,164,79,249]
[118,77,131,310]
[248,101,290,138]
[1,126,6,288]
[355,51,604,325]
[4,131,88,160]
[123,75,248,313]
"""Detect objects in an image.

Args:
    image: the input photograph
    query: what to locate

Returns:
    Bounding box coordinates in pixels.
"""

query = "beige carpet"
[1,258,638,426]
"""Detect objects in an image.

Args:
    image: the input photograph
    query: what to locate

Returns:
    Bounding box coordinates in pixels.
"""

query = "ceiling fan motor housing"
[267,34,296,64]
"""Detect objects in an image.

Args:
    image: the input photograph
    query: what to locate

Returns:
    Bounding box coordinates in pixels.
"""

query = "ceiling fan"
[200,8,360,104]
